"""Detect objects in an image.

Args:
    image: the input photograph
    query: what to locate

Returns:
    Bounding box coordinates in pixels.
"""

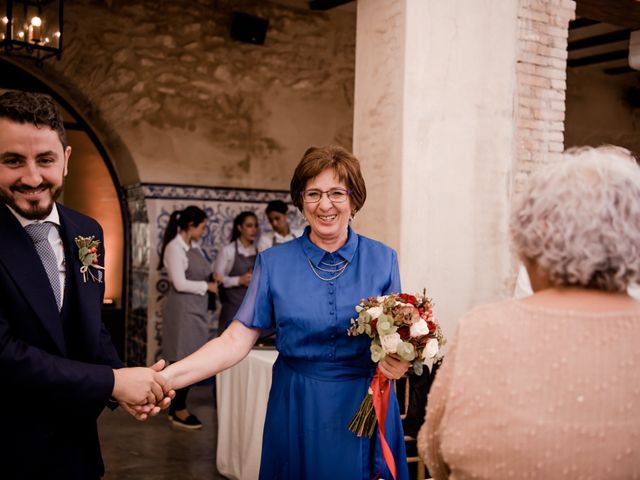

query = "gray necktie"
[25,222,62,311]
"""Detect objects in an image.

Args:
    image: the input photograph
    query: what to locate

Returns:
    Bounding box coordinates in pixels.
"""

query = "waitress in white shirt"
[257,200,303,252]
[214,211,258,333]
[158,206,218,430]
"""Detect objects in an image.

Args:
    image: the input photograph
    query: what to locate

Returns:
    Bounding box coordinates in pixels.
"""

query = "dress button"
[329,310,335,315]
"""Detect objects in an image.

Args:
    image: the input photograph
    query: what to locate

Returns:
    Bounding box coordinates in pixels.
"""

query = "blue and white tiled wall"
[125,183,306,366]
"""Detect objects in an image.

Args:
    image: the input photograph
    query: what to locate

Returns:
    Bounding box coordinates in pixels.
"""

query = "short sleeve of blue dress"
[235,226,408,480]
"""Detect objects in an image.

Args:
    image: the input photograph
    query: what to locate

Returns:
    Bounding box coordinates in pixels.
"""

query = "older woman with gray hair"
[418,145,640,479]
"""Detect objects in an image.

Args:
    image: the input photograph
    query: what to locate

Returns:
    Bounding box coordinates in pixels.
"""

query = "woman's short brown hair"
[290,145,367,214]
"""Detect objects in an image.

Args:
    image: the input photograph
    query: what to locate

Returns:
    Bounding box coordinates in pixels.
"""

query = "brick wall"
[515,0,576,190]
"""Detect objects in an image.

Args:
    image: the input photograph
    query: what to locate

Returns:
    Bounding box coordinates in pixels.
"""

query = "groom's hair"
[0,91,68,148]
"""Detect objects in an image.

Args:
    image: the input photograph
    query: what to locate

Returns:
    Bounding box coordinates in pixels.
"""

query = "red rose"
[427,320,436,333]
[399,293,417,305]
[397,325,410,340]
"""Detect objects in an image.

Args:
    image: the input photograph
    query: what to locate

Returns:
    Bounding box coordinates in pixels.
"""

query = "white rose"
[355,305,364,312]
[367,306,384,319]
[422,338,439,359]
[380,332,402,354]
[409,319,430,337]
[377,296,386,302]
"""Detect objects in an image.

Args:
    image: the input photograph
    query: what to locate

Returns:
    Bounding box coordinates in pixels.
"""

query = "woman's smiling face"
[302,167,352,250]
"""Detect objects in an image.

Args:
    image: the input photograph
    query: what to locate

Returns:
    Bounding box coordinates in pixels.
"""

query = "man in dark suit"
[0,91,171,479]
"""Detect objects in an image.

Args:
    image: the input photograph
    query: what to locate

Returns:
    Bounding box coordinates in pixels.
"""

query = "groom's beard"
[0,181,64,220]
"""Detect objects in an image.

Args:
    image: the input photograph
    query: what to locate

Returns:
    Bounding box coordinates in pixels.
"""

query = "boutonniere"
[75,235,105,283]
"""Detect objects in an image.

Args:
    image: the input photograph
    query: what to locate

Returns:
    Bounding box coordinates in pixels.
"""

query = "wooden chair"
[395,376,427,480]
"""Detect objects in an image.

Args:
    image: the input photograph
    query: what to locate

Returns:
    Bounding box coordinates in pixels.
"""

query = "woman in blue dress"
[162,145,410,480]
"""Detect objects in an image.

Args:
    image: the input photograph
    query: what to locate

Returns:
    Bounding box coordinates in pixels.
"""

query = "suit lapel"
[0,205,66,354]
[57,205,102,355]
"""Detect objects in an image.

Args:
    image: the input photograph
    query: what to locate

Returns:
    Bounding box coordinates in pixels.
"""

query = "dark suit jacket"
[0,203,123,479]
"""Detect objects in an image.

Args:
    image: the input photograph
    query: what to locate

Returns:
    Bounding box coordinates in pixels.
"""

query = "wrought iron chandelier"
[0,0,63,65]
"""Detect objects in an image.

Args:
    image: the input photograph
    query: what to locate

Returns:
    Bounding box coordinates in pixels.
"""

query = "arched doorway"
[0,57,127,359]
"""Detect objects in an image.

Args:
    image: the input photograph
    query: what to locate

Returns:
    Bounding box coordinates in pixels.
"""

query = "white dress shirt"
[9,204,66,304]
[257,228,304,252]
[214,240,257,288]
[164,234,209,295]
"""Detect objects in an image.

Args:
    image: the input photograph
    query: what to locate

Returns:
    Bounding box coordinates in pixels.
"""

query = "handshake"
[111,360,175,421]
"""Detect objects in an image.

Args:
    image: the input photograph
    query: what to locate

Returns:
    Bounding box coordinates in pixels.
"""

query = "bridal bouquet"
[347,291,445,437]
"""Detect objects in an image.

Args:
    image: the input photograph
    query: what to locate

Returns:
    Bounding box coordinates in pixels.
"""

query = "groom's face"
[0,118,71,220]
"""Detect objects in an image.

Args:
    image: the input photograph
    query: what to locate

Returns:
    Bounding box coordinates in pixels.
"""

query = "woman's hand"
[207,281,218,294]
[379,355,410,380]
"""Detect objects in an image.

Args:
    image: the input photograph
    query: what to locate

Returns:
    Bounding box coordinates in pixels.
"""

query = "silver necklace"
[314,259,348,273]
[320,259,347,267]
[306,256,349,281]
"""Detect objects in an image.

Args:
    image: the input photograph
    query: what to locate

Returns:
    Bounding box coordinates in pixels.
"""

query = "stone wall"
[25,0,356,188]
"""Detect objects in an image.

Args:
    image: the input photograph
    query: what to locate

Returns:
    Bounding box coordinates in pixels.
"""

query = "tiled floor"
[99,385,226,480]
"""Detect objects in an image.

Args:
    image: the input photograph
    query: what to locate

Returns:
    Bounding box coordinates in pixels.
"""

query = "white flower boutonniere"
[75,235,105,283]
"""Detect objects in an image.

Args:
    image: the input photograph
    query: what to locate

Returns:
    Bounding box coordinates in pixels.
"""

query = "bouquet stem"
[347,391,377,438]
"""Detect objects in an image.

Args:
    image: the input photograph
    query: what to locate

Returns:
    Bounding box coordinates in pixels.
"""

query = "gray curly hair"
[511,145,640,292]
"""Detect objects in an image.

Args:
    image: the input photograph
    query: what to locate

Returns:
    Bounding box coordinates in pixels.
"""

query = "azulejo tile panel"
[125,183,305,365]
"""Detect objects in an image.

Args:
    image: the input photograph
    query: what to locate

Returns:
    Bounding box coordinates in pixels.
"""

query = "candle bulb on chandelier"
[30,16,42,43]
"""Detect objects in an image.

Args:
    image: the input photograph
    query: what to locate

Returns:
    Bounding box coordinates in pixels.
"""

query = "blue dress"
[236,226,409,480]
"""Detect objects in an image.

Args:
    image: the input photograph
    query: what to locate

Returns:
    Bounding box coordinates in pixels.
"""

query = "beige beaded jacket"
[418,299,640,480]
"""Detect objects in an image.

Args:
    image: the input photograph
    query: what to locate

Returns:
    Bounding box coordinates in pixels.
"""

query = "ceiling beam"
[568,29,631,50]
[569,17,600,29]
[604,65,637,75]
[567,49,629,67]
[310,0,354,10]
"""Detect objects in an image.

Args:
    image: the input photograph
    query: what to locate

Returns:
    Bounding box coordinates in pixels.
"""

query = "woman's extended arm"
[161,320,261,390]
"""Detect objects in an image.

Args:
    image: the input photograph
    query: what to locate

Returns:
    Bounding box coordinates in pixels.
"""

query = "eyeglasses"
[301,188,351,203]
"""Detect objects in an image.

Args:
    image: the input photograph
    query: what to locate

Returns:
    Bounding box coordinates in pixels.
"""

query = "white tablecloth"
[216,349,278,480]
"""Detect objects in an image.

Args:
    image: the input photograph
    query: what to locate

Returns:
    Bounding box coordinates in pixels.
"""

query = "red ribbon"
[371,368,397,480]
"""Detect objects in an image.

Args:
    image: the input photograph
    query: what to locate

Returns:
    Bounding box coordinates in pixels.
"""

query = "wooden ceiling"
[568,0,640,75]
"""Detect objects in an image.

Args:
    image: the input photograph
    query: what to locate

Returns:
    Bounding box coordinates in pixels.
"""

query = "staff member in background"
[158,206,218,430]
[257,200,303,252]
[214,211,258,333]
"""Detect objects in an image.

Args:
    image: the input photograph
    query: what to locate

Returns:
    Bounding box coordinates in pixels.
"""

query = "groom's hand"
[112,361,168,407]
[115,360,176,421]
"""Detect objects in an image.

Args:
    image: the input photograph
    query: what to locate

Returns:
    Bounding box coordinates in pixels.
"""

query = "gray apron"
[162,247,211,361]
[219,241,256,332]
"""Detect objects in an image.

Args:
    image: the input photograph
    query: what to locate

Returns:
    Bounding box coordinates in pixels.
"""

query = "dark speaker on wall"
[230,12,269,45]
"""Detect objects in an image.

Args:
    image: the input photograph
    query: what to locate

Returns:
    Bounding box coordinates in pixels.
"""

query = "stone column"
[353,0,524,338]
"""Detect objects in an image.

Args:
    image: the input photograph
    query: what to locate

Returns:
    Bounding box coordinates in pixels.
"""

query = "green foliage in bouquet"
[346,290,446,437]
